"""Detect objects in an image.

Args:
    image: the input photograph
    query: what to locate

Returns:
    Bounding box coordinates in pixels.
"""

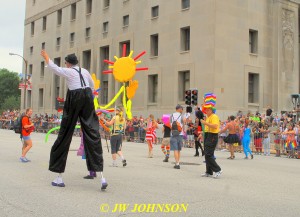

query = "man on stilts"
[41,50,108,190]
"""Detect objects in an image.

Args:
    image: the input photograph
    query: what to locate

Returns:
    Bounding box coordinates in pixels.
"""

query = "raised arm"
[41,50,69,77]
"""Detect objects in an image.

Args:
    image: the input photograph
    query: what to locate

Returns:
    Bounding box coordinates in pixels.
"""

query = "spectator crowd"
[1,107,300,159]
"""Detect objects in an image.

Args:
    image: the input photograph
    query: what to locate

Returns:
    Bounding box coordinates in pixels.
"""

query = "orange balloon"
[126,80,139,99]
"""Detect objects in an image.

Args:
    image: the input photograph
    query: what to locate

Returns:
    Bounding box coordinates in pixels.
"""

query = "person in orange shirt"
[20,108,34,163]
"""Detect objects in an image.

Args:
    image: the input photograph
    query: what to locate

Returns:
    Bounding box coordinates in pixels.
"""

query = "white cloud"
[0,0,26,73]
[0,47,24,73]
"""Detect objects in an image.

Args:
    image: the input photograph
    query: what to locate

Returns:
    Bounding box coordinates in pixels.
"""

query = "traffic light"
[185,90,191,105]
[55,97,65,112]
[191,89,198,105]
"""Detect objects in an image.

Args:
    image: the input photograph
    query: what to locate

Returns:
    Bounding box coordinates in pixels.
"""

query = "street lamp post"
[9,53,28,111]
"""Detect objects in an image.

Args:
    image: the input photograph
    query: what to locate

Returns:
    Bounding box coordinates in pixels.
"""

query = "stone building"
[23,0,300,119]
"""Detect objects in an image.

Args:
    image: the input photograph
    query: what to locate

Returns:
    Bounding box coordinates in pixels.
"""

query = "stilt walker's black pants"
[49,88,103,173]
[204,133,221,175]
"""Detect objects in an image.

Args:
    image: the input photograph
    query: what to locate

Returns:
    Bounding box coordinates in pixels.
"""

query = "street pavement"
[0,129,299,217]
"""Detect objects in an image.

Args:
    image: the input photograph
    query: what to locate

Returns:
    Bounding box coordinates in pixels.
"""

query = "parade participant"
[101,107,127,167]
[194,106,204,156]
[145,114,158,158]
[186,121,194,148]
[77,129,97,179]
[20,108,34,163]
[41,50,108,190]
[219,121,228,151]
[219,116,240,159]
[200,97,222,178]
[161,120,171,162]
[241,119,253,159]
[170,105,186,169]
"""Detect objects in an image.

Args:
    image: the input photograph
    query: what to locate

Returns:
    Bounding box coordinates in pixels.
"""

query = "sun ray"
[104,59,115,65]
[122,44,127,57]
[128,50,133,58]
[114,56,119,61]
[103,70,113,74]
[136,67,148,71]
[134,51,146,61]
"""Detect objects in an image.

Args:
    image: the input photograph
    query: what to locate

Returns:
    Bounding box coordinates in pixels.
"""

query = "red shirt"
[22,116,32,136]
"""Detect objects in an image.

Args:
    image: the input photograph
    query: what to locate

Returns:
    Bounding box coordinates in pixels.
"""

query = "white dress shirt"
[47,59,94,91]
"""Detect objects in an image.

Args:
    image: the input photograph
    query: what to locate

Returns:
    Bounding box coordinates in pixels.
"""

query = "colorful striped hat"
[203,92,217,113]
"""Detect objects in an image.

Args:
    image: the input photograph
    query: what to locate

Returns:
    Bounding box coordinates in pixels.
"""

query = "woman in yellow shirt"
[102,107,127,167]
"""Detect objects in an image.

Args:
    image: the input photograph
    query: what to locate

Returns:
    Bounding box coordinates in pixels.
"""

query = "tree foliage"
[1,96,21,111]
[0,68,21,111]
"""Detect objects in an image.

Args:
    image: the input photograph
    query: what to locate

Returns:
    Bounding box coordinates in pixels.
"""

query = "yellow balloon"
[94,96,100,110]
[126,100,132,120]
[91,73,100,90]
[99,86,125,109]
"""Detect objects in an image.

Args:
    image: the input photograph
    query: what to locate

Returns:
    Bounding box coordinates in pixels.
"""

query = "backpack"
[171,114,182,136]
[14,115,25,135]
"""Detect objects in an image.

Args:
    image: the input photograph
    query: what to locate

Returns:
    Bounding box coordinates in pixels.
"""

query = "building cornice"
[289,0,300,4]
[24,0,82,25]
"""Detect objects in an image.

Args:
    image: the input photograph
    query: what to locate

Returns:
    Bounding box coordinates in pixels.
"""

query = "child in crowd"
[252,123,263,155]
[261,125,271,156]
[283,124,297,158]
[273,127,281,157]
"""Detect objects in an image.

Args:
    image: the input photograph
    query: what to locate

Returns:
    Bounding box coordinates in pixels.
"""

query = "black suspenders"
[73,68,86,88]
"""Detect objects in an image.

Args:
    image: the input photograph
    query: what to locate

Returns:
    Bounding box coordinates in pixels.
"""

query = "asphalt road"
[0,129,299,217]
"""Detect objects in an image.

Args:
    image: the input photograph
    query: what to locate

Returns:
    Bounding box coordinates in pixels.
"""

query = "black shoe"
[163,157,169,162]
[201,152,205,156]
[251,154,254,159]
[194,153,199,157]
[83,175,94,179]
[122,159,127,167]
[174,165,180,169]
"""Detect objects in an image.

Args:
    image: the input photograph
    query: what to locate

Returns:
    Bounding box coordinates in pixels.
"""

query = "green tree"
[0,68,21,109]
[0,96,21,111]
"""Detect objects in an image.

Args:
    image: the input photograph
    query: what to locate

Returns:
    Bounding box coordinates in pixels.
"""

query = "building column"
[273,0,299,112]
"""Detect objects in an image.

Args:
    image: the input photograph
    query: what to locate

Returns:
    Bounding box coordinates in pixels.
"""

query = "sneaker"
[201,173,213,177]
[163,156,169,162]
[244,157,248,160]
[19,157,29,163]
[214,170,223,179]
[251,154,254,159]
[25,157,31,162]
[122,159,127,167]
[194,153,199,157]
[83,175,94,179]
[173,165,180,169]
[101,179,108,190]
[51,177,65,187]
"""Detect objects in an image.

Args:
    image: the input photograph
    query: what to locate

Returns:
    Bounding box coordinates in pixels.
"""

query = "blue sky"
[0,0,26,74]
